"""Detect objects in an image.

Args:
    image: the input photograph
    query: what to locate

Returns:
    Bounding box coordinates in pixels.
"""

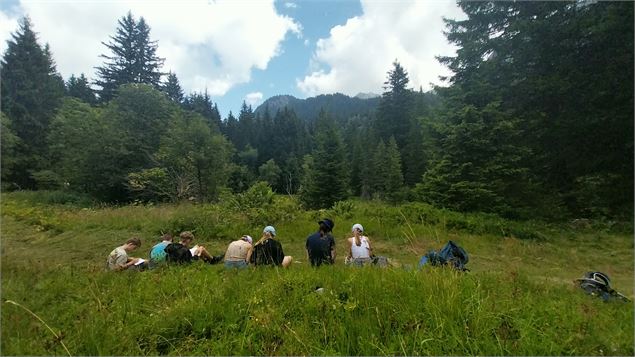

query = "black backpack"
[576,271,630,302]
[164,243,193,264]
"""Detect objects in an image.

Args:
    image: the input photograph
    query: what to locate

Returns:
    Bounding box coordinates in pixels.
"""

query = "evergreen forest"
[1,1,633,222]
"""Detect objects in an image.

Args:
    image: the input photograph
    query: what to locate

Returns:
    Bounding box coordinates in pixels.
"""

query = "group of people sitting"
[106,218,386,271]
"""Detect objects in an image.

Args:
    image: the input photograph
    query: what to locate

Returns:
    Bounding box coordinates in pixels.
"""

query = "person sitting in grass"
[305,219,336,267]
[346,223,373,266]
[250,226,293,268]
[107,237,146,271]
[224,235,253,269]
[165,231,223,265]
[148,233,173,267]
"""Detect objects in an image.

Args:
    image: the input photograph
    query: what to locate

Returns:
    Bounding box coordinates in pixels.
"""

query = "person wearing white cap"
[250,226,293,268]
[224,235,254,269]
[346,223,374,266]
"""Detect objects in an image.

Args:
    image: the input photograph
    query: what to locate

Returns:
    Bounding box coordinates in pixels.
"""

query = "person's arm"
[245,245,253,264]
[116,255,137,270]
[366,236,373,257]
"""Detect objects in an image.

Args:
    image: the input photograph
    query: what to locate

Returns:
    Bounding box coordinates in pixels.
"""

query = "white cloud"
[244,91,263,106]
[0,9,19,55]
[297,0,466,97]
[0,0,300,96]
[284,2,297,9]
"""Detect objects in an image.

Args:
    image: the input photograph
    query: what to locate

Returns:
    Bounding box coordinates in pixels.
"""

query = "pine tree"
[0,16,64,189]
[183,90,222,131]
[95,12,165,102]
[224,111,238,143]
[401,118,426,186]
[162,71,184,103]
[376,61,413,149]
[384,136,404,201]
[436,0,634,217]
[299,111,349,208]
[369,139,388,197]
[417,102,534,217]
[237,101,255,149]
[254,107,275,166]
[66,73,96,105]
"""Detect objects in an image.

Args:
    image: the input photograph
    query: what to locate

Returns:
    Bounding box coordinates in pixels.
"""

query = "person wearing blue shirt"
[149,233,173,267]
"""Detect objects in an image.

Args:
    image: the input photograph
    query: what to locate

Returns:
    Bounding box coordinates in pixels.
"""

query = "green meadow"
[1,191,633,355]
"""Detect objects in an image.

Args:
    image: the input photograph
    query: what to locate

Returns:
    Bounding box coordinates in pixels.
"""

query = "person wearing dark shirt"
[250,226,293,268]
[305,218,336,267]
[165,231,223,265]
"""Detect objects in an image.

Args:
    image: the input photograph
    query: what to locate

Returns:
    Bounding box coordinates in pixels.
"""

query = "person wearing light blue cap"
[250,225,293,268]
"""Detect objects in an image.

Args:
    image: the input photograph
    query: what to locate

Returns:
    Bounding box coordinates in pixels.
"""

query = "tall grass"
[1,191,633,355]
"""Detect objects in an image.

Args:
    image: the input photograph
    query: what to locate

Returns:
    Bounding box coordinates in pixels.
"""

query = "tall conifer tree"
[376,61,413,149]
[95,12,165,102]
[162,72,184,103]
[299,111,349,208]
[0,16,64,189]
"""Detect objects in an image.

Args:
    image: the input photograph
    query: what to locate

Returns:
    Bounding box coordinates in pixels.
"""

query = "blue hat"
[263,226,276,236]
[318,218,334,231]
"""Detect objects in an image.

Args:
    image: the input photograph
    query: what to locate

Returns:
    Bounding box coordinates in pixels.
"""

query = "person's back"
[225,236,253,269]
[150,234,173,265]
[150,241,170,262]
[306,232,335,266]
[107,246,128,271]
[306,219,336,267]
[250,238,284,266]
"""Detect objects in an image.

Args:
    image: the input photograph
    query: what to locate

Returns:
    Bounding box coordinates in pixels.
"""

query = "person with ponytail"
[305,218,336,267]
[249,226,293,268]
[345,223,373,266]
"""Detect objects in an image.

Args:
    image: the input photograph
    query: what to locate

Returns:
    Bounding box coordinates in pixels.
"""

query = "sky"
[0,0,465,118]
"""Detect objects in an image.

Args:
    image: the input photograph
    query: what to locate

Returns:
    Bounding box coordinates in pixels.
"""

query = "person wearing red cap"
[305,218,336,267]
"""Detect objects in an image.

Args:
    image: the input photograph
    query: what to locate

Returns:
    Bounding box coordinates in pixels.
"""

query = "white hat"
[241,235,253,244]
[352,223,364,233]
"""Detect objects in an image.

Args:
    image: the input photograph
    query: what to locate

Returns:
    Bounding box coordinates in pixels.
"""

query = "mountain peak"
[354,92,380,99]
[254,93,380,121]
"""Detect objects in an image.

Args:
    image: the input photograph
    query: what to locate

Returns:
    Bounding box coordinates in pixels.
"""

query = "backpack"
[164,243,193,264]
[419,240,469,271]
[576,271,630,302]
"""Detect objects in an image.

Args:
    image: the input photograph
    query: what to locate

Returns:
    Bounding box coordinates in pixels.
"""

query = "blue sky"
[0,0,464,118]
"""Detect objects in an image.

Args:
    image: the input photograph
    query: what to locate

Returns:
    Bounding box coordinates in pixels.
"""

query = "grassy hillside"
[1,191,633,355]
